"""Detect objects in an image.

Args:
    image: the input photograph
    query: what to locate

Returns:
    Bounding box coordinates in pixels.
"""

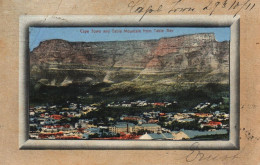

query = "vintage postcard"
[1,0,260,164]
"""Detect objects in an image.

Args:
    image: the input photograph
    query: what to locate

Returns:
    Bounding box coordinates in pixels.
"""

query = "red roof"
[208,121,222,126]
[55,136,80,140]
[63,124,70,128]
[123,116,140,121]
[53,125,63,128]
[38,132,64,138]
[159,113,166,116]
[50,115,63,120]
[77,128,85,133]
[154,103,165,106]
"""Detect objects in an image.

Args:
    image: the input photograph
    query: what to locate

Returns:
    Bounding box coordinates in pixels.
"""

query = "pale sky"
[29,27,230,51]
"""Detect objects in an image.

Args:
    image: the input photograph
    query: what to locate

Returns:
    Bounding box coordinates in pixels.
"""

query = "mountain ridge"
[30,33,229,86]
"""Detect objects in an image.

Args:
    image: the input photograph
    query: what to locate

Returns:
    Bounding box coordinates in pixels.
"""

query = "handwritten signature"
[128,0,256,21]
[185,142,240,162]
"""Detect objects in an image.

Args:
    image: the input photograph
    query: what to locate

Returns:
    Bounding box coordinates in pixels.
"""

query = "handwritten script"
[185,142,240,162]
[128,0,256,21]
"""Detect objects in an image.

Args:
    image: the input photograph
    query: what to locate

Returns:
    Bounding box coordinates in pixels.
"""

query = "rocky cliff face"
[30,33,229,86]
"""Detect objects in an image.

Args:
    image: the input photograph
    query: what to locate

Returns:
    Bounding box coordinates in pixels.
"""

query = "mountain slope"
[30,33,229,86]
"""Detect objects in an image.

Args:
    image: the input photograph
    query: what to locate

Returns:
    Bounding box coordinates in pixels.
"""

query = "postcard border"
[19,15,240,150]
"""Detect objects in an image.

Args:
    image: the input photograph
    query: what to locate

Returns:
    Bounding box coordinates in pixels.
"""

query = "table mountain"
[30,33,229,87]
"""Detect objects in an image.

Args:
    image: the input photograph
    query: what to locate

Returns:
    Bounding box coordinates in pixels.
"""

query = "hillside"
[29,33,230,104]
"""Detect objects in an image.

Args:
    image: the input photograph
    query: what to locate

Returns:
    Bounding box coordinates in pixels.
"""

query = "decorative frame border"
[19,15,240,150]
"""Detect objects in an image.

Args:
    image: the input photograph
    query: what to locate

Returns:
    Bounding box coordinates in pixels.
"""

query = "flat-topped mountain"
[30,33,229,87]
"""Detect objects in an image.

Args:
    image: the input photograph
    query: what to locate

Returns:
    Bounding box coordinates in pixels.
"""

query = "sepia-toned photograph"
[28,26,231,141]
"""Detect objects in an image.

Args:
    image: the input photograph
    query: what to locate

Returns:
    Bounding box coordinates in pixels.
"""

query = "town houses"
[29,99,229,140]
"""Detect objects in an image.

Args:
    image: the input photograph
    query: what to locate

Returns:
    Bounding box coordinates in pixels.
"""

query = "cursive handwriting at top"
[128,0,256,21]
[128,0,163,21]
